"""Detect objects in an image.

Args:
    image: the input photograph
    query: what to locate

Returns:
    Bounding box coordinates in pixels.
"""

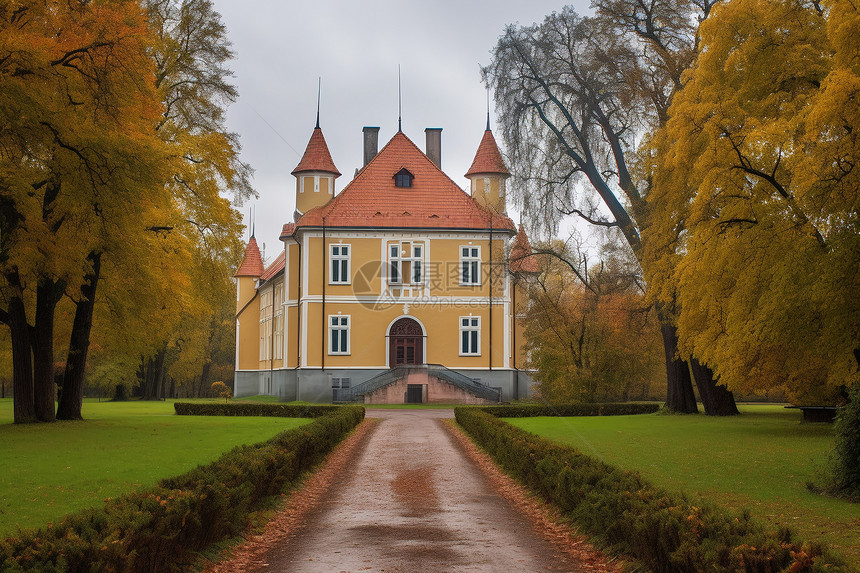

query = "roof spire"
[486,87,491,131]
[250,205,255,238]
[398,64,402,132]
[315,77,321,129]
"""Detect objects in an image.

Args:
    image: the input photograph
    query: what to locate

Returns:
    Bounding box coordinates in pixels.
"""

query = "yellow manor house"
[234,117,540,404]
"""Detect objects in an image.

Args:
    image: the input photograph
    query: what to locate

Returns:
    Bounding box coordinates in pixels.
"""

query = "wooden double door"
[389,317,424,369]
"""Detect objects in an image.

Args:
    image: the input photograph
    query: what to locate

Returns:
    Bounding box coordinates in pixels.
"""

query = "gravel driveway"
[256,408,587,572]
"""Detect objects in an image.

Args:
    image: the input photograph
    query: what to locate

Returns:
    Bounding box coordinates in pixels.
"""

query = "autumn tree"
[0,0,170,423]
[56,0,249,413]
[645,0,859,401]
[525,232,664,403]
[0,0,248,423]
[485,2,738,414]
[127,0,247,401]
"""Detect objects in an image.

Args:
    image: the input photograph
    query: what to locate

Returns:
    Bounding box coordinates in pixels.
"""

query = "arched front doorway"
[388,317,424,369]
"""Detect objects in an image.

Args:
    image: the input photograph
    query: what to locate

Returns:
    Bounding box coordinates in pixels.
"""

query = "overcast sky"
[211,0,592,262]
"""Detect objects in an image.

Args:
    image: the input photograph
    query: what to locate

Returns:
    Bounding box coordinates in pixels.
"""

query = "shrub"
[455,407,846,573]
[210,381,232,404]
[813,385,860,501]
[832,385,860,498]
[173,402,343,418]
[0,406,364,572]
[480,402,660,418]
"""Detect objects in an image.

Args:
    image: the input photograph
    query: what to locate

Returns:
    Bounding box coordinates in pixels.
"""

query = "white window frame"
[388,241,425,285]
[328,314,350,355]
[259,288,273,361]
[460,245,481,286]
[459,316,481,356]
[329,244,351,285]
[388,243,401,284]
[273,282,284,360]
[410,243,424,284]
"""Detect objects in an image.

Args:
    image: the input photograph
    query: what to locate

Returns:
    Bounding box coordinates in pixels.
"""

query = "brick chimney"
[362,126,379,166]
[425,127,442,168]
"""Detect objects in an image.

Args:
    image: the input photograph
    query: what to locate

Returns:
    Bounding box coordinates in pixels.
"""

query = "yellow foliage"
[642,0,860,401]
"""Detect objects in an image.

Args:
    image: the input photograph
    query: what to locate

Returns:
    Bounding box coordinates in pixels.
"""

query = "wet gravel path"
[255,409,589,572]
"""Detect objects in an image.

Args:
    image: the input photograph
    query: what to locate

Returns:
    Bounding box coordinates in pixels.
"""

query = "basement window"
[394,168,413,188]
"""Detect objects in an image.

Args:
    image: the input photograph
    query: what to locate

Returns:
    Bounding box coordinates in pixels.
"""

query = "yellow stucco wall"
[296,173,335,214]
[236,231,527,372]
[469,174,506,214]
[235,276,260,370]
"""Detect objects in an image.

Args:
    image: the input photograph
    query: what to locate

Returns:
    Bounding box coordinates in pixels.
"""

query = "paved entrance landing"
[259,409,585,572]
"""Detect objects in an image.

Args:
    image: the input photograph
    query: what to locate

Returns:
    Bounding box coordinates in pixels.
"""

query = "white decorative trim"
[298,230,514,240]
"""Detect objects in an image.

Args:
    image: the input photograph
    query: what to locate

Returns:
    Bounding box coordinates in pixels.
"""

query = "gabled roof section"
[465,129,510,177]
[236,236,264,277]
[259,250,285,282]
[291,127,341,177]
[295,131,515,232]
[509,224,541,274]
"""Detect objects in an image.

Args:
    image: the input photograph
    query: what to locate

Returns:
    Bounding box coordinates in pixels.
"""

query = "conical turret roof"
[235,236,264,277]
[291,127,341,177]
[465,129,510,177]
[509,224,540,273]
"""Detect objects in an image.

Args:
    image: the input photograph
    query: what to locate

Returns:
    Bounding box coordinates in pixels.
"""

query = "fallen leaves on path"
[201,418,380,573]
[441,419,625,573]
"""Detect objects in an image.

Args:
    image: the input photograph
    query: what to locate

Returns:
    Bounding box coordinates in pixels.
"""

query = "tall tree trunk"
[200,360,212,397]
[142,347,166,400]
[33,278,64,422]
[661,324,698,413]
[690,358,739,416]
[8,295,36,424]
[57,252,101,420]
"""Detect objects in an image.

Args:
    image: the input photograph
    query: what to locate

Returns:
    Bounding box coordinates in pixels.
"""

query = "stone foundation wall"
[363,371,496,405]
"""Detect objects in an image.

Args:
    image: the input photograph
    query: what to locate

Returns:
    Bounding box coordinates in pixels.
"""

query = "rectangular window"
[460,246,481,285]
[273,313,284,360]
[412,244,423,284]
[273,284,284,360]
[330,244,350,284]
[460,316,480,355]
[259,288,273,361]
[329,315,350,355]
[389,244,401,284]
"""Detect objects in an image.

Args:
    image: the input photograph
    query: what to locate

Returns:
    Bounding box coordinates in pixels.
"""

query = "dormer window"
[394,168,414,188]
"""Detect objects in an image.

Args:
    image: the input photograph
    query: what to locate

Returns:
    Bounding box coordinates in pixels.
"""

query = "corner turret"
[466,123,510,214]
[292,127,340,218]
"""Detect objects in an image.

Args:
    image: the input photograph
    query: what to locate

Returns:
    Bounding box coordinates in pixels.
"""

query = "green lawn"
[0,398,310,536]
[508,405,859,564]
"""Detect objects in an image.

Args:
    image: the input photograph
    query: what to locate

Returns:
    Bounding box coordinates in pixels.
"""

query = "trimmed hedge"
[0,405,364,572]
[173,402,343,418]
[480,402,660,418]
[455,407,847,573]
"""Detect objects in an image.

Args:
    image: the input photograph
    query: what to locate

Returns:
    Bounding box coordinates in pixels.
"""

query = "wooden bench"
[785,405,839,423]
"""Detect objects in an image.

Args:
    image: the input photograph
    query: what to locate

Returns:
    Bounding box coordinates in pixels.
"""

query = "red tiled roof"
[236,236,264,277]
[509,224,540,273]
[465,129,510,177]
[295,131,515,232]
[291,127,341,177]
[280,223,296,240]
[259,250,285,282]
